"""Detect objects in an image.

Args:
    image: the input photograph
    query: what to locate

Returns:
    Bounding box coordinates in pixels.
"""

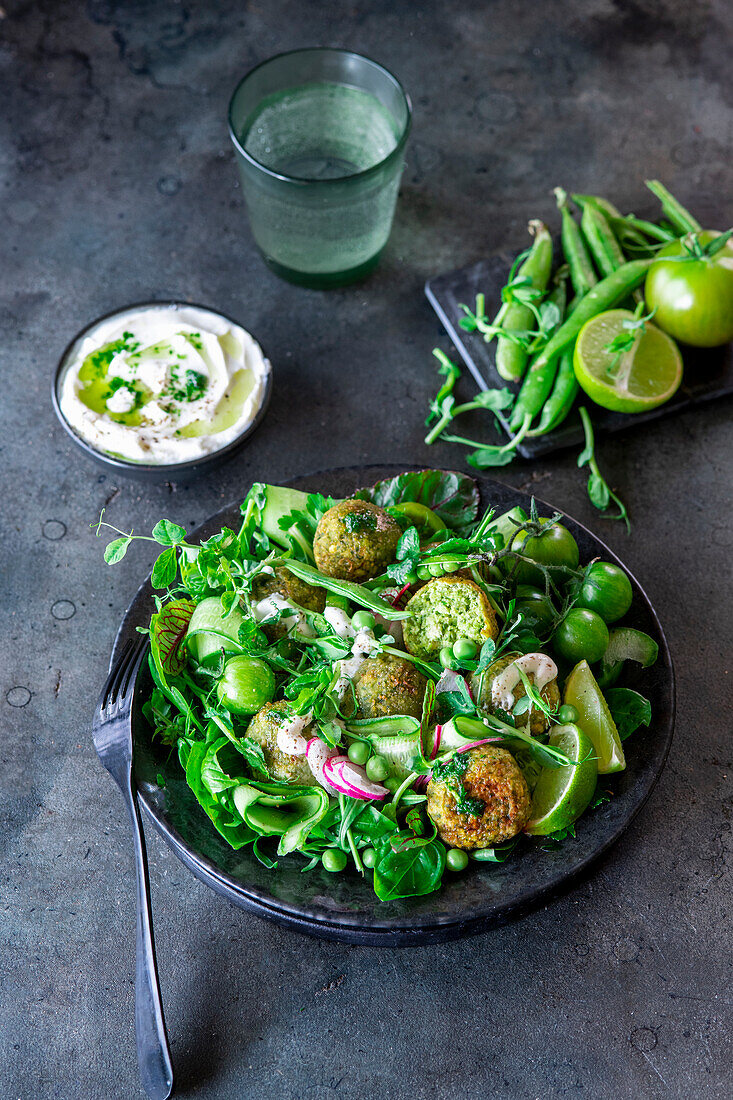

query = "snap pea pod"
[508,259,653,432]
[555,188,597,298]
[645,179,701,235]
[571,194,660,255]
[580,203,626,277]
[494,220,553,382]
[527,348,577,436]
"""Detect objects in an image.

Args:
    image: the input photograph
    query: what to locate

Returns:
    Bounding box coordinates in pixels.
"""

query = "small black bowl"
[51,300,273,482]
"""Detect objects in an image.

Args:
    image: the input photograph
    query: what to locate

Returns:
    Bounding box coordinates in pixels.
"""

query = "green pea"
[347,740,370,766]
[428,561,444,577]
[557,704,579,724]
[452,638,477,662]
[442,556,463,573]
[351,609,376,633]
[383,776,401,792]
[446,848,469,872]
[405,571,420,585]
[416,565,432,581]
[365,755,389,782]
[322,849,347,873]
[439,646,456,670]
[361,847,377,869]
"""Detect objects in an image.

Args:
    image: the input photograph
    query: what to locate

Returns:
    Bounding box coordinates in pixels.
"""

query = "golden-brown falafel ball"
[427,745,530,850]
[313,500,401,582]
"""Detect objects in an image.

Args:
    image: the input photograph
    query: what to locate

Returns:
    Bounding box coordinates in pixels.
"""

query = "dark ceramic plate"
[425,256,733,458]
[111,464,675,945]
[52,300,273,482]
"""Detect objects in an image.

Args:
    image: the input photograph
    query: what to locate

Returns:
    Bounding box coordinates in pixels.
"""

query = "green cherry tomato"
[216,656,275,715]
[452,637,477,662]
[513,586,557,634]
[645,233,733,347]
[351,609,376,633]
[439,646,457,670]
[347,740,370,766]
[578,561,633,623]
[511,523,580,586]
[446,848,469,872]
[361,847,377,869]
[556,703,580,724]
[553,608,610,664]
[366,755,389,782]
[322,849,348,873]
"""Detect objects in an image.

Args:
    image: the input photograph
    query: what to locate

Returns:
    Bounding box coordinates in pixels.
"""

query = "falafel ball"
[472,652,560,736]
[402,576,498,661]
[313,500,401,582]
[251,566,326,640]
[355,653,427,719]
[427,745,530,849]
[246,700,314,785]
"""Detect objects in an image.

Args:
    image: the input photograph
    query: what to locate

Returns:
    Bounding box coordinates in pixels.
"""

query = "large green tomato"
[577,562,633,624]
[217,656,275,715]
[645,233,733,347]
[513,586,557,635]
[511,523,579,585]
[553,608,609,664]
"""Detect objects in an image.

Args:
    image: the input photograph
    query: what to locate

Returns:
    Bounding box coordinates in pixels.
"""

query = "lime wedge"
[564,660,626,774]
[524,724,598,836]
[574,309,683,413]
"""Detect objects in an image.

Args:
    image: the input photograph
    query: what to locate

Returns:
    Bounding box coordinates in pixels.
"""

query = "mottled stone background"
[1,2,731,1097]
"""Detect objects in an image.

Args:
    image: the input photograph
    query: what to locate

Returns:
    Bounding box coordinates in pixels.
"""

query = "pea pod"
[645,179,701,235]
[556,188,597,298]
[580,204,626,278]
[527,348,578,436]
[495,220,553,382]
[508,258,653,433]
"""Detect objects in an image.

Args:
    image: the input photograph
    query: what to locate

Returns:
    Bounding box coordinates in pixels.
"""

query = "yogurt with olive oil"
[58,303,270,464]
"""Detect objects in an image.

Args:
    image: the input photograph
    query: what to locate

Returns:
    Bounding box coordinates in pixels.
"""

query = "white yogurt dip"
[58,303,271,464]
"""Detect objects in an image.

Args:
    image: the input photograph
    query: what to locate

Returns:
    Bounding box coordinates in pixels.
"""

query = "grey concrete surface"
[1,2,732,1097]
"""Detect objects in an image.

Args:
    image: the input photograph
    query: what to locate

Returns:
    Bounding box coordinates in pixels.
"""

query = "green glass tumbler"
[228,48,411,288]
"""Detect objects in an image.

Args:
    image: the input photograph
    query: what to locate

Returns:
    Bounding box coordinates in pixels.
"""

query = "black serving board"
[111,464,674,946]
[425,254,733,458]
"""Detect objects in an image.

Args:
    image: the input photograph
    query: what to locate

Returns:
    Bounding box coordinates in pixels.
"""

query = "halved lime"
[574,309,683,413]
[524,724,598,836]
[564,660,626,774]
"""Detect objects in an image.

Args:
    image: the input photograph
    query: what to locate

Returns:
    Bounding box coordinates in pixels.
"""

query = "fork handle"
[124,783,174,1100]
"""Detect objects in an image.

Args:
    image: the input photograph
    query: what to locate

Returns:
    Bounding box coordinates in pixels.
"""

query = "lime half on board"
[574,309,683,413]
[524,724,598,836]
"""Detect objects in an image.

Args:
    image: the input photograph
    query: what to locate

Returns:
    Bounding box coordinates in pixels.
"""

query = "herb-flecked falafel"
[313,500,401,582]
[251,566,325,639]
[355,653,427,719]
[427,745,530,849]
[246,701,313,785]
[472,652,560,736]
[402,576,498,661]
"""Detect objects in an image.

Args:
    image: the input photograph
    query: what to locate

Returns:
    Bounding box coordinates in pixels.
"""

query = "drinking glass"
[228,48,412,288]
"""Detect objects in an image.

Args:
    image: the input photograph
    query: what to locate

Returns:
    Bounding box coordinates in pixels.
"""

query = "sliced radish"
[431,724,442,760]
[322,755,388,801]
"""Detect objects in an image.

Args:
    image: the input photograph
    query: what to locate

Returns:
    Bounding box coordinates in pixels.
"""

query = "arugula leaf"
[604,688,652,741]
[355,469,480,533]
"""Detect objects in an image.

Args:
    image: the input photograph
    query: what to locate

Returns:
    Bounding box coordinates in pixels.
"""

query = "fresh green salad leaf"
[604,688,652,740]
[372,834,446,901]
[354,469,480,533]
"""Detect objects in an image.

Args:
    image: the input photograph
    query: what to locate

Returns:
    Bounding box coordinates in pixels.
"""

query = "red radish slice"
[454,738,502,753]
[431,724,442,760]
[322,755,388,800]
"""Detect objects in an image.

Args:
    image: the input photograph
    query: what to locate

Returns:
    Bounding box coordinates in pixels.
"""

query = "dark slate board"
[425,254,733,458]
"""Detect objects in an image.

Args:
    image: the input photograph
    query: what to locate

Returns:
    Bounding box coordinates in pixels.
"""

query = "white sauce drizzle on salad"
[491,652,558,711]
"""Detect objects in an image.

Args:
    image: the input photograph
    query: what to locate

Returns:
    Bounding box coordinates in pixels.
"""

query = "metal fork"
[92,637,174,1100]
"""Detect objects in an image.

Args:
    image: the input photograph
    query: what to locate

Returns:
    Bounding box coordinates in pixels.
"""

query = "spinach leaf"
[355,469,479,533]
[372,835,446,901]
[604,688,652,741]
